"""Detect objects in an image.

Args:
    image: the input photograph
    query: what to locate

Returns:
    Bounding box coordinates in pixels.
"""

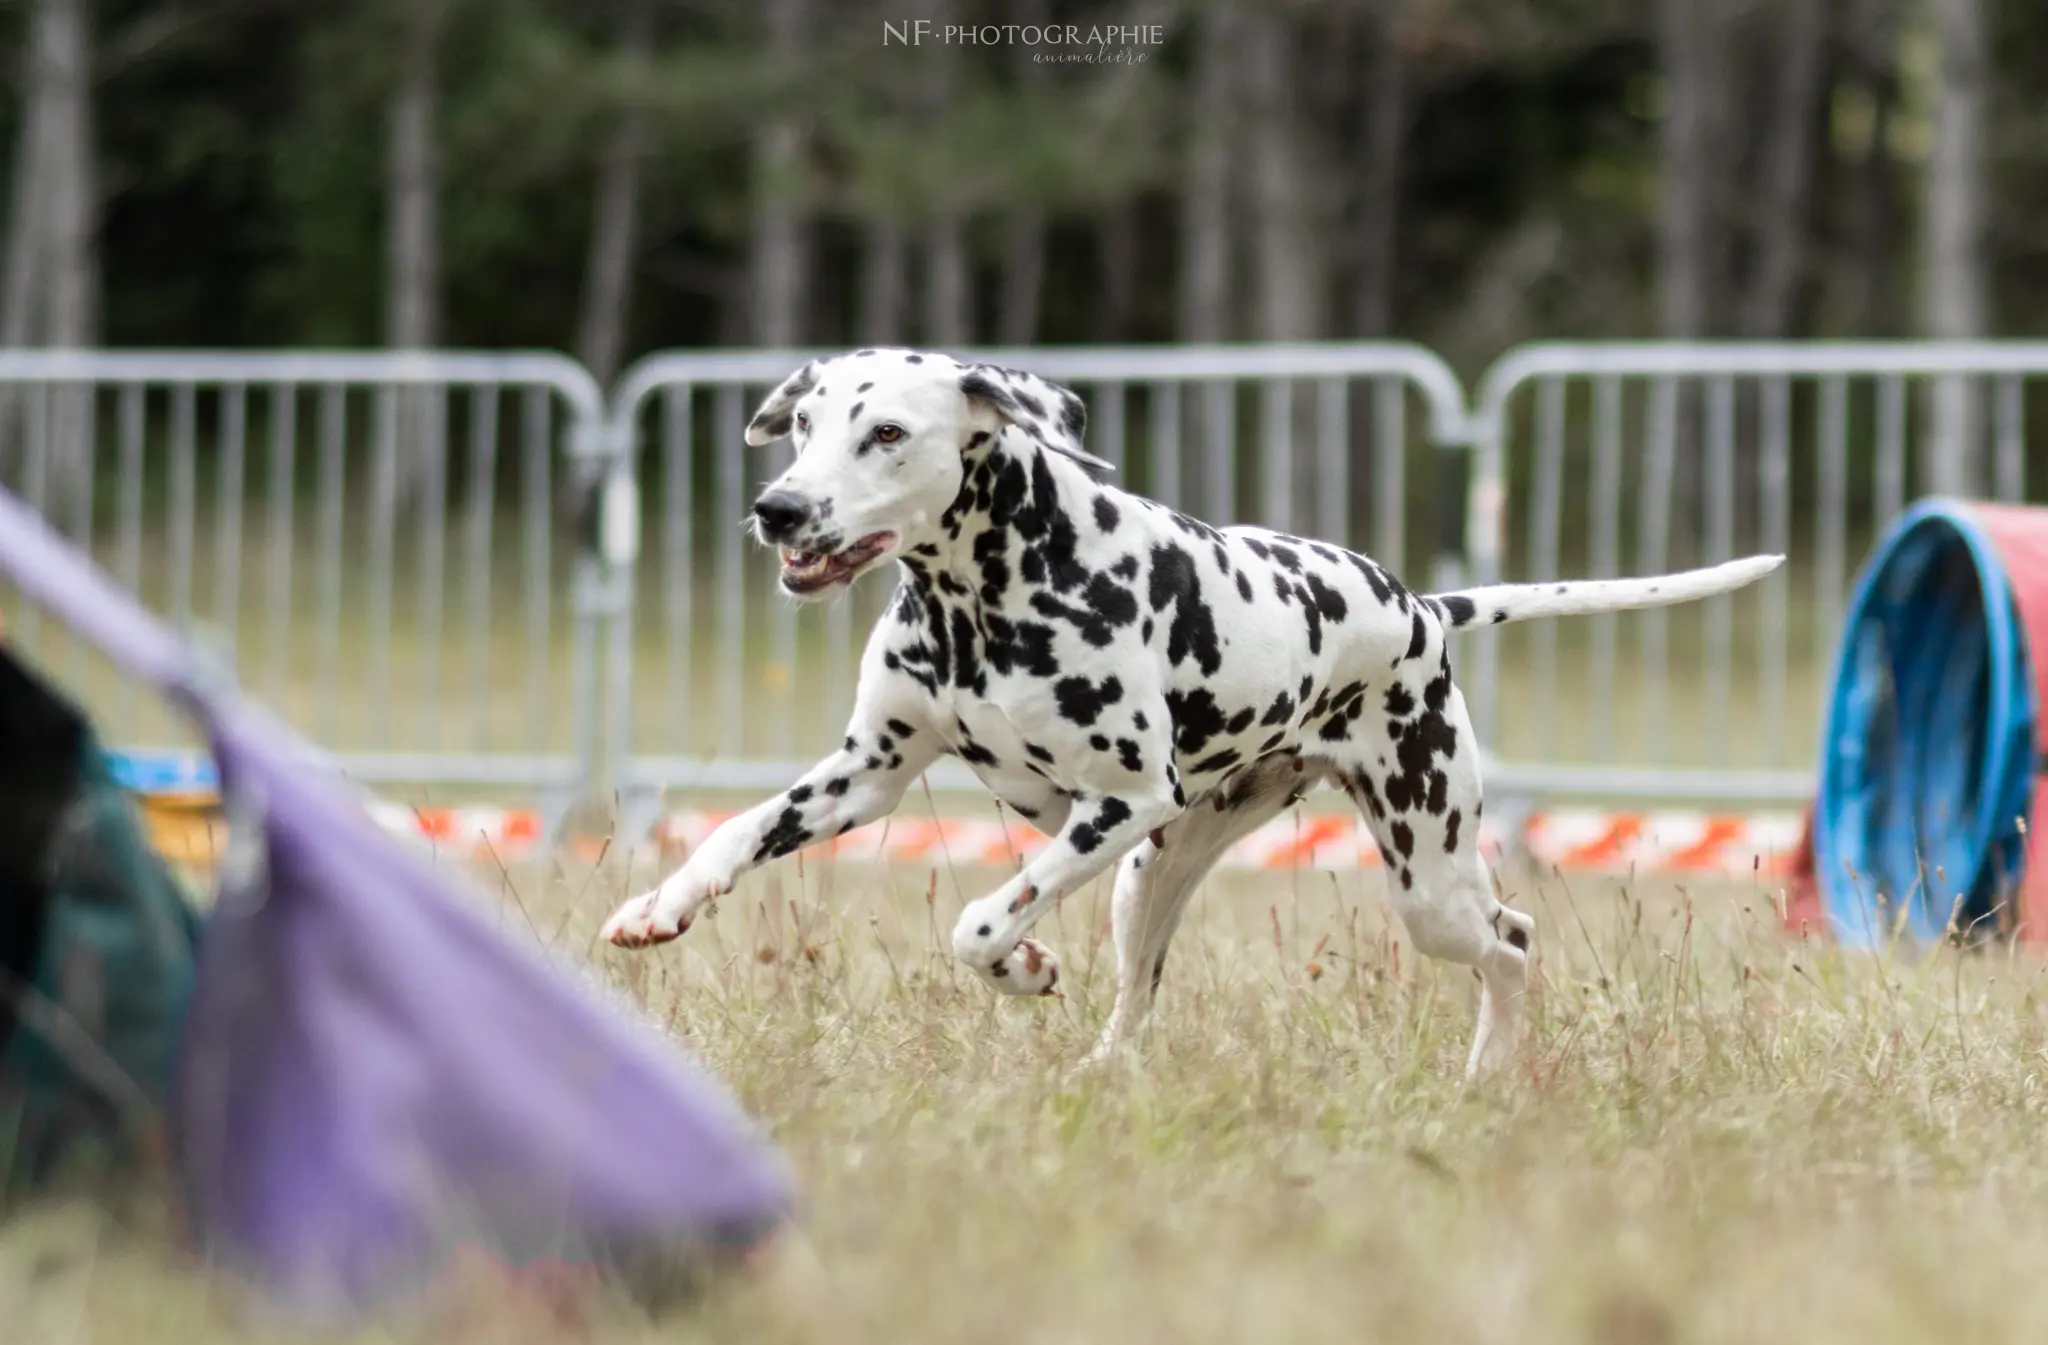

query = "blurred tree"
[1740,0,1829,339]
[575,0,653,385]
[1352,0,1408,339]
[0,0,2026,389]
[920,0,969,346]
[996,0,1048,345]
[385,0,447,351]
[1175,0,1234,343]
[748,0,808,346]
[1922,0,1986,495]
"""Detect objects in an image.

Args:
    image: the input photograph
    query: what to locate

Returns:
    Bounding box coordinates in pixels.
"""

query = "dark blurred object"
[0,644,201,1203]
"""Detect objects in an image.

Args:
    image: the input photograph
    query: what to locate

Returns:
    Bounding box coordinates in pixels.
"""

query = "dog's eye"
[874,423,905,445]
[795,411,809,433]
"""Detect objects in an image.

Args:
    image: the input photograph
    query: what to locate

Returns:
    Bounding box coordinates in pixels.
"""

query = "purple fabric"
[0,484,794,1314]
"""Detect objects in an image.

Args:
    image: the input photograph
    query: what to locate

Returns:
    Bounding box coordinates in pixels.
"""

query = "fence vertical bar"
[1818,376,1848,667]
[1639,377,1678,765]
[1760,376,1791,759]
[1705,375,1735,765]
[1530,377,1566,761]
[265,384,296,702]
[118,385,145,602]
[416,388,448,743]
[317,386,346,745]
[466,385,499,751]
[367,387,399,748]
[1315,377,1347,547]
[1590,376,1623,761]
[1876,375,1906,528]
[1260,379,1293,531]
[1202,382,1235,522]
[1373,375,1405,570]
[716,385,745,759]
[169,383,197,637]
[1995,375,2024,502]
[216,384,247,650]
[1152,383,1182,510]
[522,387,553,752]
[662,385,694,752]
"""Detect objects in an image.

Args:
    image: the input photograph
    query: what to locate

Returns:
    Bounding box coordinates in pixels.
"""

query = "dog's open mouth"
[778,531,896,593]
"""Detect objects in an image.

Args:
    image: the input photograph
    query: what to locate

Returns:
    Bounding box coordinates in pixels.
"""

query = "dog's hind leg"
[1326,671,1532,1079]
[1086,755,1322,1064]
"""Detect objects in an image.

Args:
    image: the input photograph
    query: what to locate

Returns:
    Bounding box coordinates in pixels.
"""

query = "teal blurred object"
[0,647,202,1201]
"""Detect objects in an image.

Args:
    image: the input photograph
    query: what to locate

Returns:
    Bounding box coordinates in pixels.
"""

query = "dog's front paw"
[969,937,1062,997]
[601,877,720,949]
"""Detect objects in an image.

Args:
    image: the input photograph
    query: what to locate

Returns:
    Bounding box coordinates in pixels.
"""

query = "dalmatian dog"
[599,348,1782,1077]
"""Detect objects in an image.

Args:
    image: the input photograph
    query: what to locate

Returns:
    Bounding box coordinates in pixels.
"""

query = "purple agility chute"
[0,485,793,1317]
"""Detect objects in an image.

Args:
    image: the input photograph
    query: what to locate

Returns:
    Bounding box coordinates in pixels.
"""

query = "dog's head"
[744,348,1113,599]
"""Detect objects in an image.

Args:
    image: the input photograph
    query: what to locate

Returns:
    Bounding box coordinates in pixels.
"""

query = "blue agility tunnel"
[1810,499,2048,946]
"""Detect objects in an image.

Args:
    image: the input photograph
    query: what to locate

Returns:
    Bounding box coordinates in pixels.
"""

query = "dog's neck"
[897,428,1112,621]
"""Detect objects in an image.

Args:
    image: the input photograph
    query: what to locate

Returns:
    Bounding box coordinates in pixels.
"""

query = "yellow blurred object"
[763,662,791,691]
[136,789,227,877]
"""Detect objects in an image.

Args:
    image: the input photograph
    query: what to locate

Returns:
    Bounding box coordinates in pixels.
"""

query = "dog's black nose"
[751,490,812,542]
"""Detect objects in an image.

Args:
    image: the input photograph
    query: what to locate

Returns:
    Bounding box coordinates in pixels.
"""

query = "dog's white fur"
[600,349,1783,1077]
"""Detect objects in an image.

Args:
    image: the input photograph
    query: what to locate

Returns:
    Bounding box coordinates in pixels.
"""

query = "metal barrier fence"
[0,351,609,821]
[600,344,1467,830]
[1461,342,2048,813]
[9,340,2048,831]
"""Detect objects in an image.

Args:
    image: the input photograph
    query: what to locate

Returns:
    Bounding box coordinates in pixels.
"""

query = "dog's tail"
[1424,554,1784,630]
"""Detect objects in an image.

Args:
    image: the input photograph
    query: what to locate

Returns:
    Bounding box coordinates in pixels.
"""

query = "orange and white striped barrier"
[355,803,1803,879]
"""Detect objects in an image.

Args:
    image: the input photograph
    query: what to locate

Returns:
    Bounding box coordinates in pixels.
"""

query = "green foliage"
[0,0,2039,355]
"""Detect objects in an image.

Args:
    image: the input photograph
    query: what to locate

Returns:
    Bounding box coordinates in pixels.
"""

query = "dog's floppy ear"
[745,359,824,446]
[959,364,1115,479]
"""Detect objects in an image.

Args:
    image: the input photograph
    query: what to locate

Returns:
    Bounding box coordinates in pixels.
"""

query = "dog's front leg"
[950,790,1181,996]
[602,723,939,948]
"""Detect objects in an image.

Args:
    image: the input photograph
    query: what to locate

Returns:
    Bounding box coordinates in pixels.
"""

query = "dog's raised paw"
[600,894,691,949]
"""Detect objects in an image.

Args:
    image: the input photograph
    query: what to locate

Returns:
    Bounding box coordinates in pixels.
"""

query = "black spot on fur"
[1165,687,1229,755]
[1438,595,1476,627]
[754,807,812,863]
[1148,544,1223,675]
[825,776,850,797]
[1444,809,1462,853]
[1069,797,1133,855]
[1093,496,1120,532]
[1054,675,1124,727]
[1404,611,1429,661]
[886,718,915,738]
[787,784,813,804]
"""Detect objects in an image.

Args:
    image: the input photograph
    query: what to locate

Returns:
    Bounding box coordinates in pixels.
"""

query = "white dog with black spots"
[600,348,1782,1077]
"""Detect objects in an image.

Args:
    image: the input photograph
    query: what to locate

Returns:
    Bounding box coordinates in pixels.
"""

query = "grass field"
[9,845,2048,1344]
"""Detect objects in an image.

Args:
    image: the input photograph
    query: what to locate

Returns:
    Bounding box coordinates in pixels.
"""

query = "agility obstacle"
[0,486,793,1318]
[1789,499,2048,946]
